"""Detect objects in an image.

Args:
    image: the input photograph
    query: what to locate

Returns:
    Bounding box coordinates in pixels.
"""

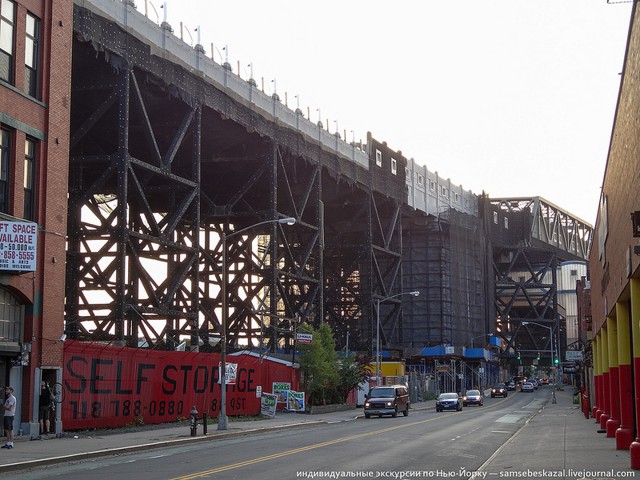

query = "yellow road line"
[171,396,515,480]
[170,417,438,480]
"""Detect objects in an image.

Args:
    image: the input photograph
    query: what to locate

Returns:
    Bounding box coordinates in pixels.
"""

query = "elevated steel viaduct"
[66,0,593,364]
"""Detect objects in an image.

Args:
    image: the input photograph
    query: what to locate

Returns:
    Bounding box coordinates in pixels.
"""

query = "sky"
[141,0,633,226]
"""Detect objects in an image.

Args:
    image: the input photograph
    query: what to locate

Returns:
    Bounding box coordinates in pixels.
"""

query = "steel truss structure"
[493,246,562,361]
[490,197,592,260]
[485,197,592,364]
[66,6,406,353]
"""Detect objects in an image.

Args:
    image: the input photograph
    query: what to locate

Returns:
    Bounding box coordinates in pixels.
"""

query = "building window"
[24,12,39,98]
[375,149,382,167]
[391,158,397,175]
[405,168,411,181]
[0,286,24,343]
[417,174,424,187]
[454,192,460,203]
[0,128,10,214]
[440,185,447,197]
[570,269,578,276]
[493,211,498,224]
[0,0,15,84]
[429,180,436,191]
[504,217,509,229]
[24,137,35,220]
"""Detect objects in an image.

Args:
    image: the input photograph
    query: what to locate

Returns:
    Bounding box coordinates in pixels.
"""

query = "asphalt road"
[8,389,547,480]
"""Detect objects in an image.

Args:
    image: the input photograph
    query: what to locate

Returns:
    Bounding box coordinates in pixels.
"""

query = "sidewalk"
[479,387,634,475]
[0,389,635,475]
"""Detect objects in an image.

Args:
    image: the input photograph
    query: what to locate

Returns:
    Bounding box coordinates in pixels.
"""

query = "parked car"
[363,385,410,418]
[491,384,508,398]
[462,389,483,406]
[436,392,463,412]
[521,382,535,393]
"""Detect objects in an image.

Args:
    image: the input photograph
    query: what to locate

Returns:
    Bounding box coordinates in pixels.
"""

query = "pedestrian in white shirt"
[2,386,16,449]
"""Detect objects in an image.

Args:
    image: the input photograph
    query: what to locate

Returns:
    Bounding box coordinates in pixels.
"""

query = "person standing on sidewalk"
[39,381,51,436]
[2,386,16,449]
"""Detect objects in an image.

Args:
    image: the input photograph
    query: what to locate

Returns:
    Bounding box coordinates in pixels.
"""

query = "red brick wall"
[589,5,640,332]
[0,0,72,421]
[36,0,72,368]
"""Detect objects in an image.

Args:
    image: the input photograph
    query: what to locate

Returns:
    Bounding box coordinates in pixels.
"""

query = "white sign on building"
[565,350,584,362]
[0,221,37,271]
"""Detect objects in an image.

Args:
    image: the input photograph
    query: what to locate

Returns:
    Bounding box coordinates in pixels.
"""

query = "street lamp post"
[470,334,491,390]
[522,321,557,404]
[218,216,296,430]
[375,291,420,386]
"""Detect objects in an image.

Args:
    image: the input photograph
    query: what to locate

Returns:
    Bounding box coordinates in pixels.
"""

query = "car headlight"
[492,389,496,393]
[364,402,370,407]
[463,396,467,401]
[386,401,392,407]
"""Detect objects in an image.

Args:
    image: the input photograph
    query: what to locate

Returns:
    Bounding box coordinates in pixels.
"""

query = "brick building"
[589,2,640,470]
[0,0,72,436]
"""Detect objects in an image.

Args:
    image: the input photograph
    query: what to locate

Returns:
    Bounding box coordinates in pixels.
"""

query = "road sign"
[218,362,237,384]
[296,333,312,344]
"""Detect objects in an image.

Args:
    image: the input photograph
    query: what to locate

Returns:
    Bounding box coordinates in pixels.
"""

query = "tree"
[297,323,369,406]
[298,323,339,405]
[336,352,370,403]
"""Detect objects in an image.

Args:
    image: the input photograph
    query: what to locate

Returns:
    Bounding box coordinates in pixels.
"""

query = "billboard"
[0,220,37,271]
[61,341,299,430]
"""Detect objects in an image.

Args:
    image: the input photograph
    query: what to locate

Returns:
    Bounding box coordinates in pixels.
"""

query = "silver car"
[521,382,534,393]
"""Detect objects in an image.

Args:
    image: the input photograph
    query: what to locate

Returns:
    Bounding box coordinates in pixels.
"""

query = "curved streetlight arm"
[378,291,420,303]
[375,291,420,385]
[225,217,296,240]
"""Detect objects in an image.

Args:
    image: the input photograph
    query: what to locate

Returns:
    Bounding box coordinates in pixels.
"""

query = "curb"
[0,421,325,473]
[0,402,434,473]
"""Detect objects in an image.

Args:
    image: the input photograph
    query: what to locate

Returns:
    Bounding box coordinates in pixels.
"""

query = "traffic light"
[536,352,540,361]
[554,357,559,366]
[516,351,521,361]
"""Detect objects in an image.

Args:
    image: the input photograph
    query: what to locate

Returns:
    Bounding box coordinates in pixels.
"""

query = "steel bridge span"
[66,1,593,363]
[67,1,409,356]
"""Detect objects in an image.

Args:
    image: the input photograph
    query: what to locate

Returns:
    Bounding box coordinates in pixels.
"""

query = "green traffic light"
[554,357,559,365]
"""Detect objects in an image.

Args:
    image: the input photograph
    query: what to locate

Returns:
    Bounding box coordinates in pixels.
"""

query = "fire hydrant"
[190,406,198,437]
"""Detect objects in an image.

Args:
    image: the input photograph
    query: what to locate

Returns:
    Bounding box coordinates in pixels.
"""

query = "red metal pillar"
[629,279,640,469]
[600,324,611,430]
[616,301,634,450]
[606,316,620,437]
